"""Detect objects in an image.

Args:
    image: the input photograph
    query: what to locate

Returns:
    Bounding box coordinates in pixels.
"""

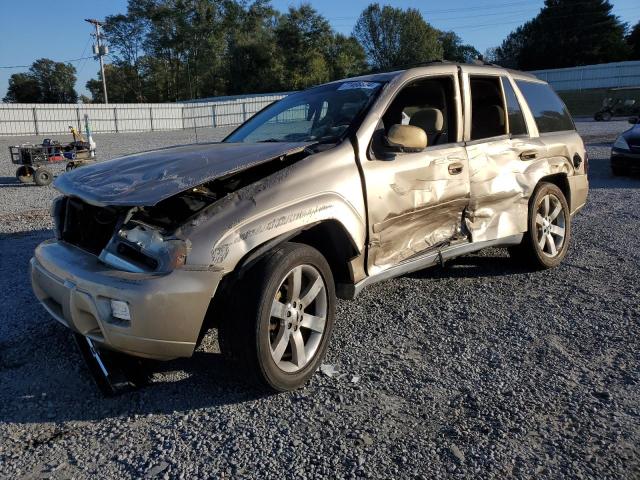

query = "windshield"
[224,81,383,144]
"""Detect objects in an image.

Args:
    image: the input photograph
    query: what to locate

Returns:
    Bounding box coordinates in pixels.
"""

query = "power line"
[447,6,637,31]
[76,37,94,76]
[0,56,94,69]
[330,0,629,19]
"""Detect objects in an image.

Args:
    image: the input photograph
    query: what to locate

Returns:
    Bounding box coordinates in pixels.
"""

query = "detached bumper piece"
[74,334,150,396]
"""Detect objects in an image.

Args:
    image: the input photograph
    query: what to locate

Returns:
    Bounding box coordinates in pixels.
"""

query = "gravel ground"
[0,120,639,479]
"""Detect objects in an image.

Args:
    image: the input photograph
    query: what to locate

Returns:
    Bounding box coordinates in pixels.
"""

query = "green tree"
[439,31,480,63]
[493,0,629,70]
[274,4,333,90]
[86,64,145,103]
[328,34,367,79]
[226,1,284,93]
[627,21,640,59]
[3,73,40,102]
[3,58,77,103]
[102,11,147,101]
[354,3,442,70]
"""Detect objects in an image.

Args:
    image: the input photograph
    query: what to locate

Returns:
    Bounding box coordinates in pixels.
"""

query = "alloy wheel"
[269,264,328,373]
[535,193,566,257]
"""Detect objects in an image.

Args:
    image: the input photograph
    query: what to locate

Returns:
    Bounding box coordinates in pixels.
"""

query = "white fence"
[0,92,289,136]
[532,61,640,91]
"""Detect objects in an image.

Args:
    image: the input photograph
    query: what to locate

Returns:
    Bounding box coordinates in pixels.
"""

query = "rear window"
[516,80,574,133]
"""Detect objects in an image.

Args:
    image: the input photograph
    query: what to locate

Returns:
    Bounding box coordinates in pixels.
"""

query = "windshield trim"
[222,81,387,145]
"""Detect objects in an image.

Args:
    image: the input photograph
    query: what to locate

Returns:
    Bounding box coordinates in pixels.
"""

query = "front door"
[357,70,471,275]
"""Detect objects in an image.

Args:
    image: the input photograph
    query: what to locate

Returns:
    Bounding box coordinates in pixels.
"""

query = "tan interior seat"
[409,108,444,146]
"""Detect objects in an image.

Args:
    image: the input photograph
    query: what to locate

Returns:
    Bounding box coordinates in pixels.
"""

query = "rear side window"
[515,80,574,133]
[501,78,527,136]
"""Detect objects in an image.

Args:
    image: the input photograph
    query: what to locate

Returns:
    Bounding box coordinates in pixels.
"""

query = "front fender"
[180,141,366,273]
[208,192,364,272]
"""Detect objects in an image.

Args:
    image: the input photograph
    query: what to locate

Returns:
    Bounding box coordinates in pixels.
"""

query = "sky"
[1,0,638,99]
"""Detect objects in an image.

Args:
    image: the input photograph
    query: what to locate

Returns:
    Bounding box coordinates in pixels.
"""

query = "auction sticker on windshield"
[338,81,380,90]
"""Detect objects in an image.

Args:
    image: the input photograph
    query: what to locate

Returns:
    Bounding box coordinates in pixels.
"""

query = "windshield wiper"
[257,138,282,143]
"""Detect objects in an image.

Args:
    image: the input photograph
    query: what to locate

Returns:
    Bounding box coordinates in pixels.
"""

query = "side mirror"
[629,116,639,125]
[386,124,427,152]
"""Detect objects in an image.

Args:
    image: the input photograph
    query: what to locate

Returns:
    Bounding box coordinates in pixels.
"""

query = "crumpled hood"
[54,141,312,206]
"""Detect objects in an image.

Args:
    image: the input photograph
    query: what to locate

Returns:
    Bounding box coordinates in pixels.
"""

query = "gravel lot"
[0,120,638,479]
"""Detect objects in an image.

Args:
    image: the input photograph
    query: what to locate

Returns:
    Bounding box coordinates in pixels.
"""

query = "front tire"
[509,182,571,269]
[218,242,336,391]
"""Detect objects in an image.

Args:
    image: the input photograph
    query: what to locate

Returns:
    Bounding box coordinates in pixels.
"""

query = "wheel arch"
[538,173,571,210]
[198,219,359,338]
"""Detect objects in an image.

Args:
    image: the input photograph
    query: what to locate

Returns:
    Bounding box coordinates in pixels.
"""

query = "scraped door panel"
[365,146,470,274]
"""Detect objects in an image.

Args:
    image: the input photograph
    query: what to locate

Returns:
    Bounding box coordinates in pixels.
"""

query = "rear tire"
[218,242,336,391]
[16,166,35,184]
[601,111,613,122]
[509,182,571,269]
[34,168,53,186]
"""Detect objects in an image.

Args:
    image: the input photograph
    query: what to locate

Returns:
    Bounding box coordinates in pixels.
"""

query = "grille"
[60,198,122,255]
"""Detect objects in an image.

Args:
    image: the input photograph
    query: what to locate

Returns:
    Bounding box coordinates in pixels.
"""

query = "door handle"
[520,150,538,161]
[448,162,464,175]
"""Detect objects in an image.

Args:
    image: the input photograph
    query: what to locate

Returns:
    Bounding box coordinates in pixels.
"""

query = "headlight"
[613,136,630,151]
[99,224,189,273]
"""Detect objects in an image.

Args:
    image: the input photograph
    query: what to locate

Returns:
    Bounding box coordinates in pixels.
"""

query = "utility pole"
[85,18,109,104]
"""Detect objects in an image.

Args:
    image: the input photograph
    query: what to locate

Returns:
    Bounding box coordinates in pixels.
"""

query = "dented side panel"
[464,133,583,242]
[363,145,470,273]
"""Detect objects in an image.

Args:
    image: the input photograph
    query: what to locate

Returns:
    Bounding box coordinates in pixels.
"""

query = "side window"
[515,80,575,133]
[470,76,507,141]
[501,78,528,136]
[376,76,458,151]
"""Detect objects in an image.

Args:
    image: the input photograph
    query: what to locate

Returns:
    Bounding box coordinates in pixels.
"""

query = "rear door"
[461,66,540,242]
[356,67,471,275]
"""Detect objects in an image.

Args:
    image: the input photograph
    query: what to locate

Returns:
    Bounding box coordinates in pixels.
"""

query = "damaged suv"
[31,64,588,391]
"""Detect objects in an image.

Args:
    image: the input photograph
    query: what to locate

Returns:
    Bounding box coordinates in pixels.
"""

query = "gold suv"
[31,63,589,391]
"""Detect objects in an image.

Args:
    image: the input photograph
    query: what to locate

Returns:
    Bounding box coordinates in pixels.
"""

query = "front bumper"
[611,149,640,173]
[31,240,223,360]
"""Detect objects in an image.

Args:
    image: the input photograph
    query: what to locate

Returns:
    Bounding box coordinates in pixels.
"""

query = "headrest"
[478,104,505,127]
[409,108,444,134]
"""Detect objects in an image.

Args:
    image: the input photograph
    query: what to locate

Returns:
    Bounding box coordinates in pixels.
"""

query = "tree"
[3,58,77,103]
[328,34,367,80]
[3,73,40,103]
[492,0,629,70]
[628,21,640,59]
[439,31,480,63]
[101,12,148,101]
[354,4,442,70]
[86,64,145,103]
[274,4,333,90]
[226,1,284,93]
[492,21,536,69]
